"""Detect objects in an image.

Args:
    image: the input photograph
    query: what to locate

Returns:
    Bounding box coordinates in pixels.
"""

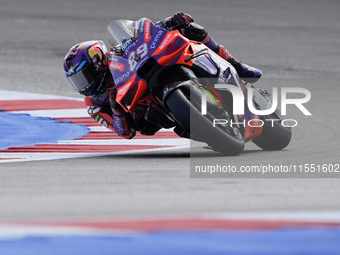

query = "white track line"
[0,144,190,163]
[9,109,89,118]
[57,138,189,146]
[0,90,83,101]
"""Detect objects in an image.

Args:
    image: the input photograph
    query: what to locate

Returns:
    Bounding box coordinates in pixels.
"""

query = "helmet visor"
[67,67,94,95]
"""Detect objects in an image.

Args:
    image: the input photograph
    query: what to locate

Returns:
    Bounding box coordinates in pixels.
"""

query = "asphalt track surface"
[0,0,340,224]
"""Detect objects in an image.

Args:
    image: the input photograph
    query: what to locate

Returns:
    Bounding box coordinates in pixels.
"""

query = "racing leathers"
[86,12,262,139]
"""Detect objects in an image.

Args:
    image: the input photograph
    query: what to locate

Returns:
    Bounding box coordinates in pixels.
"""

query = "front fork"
[216,83,270,142]
[242,83,275,141]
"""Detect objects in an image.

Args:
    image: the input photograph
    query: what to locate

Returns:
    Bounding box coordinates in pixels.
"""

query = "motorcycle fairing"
[107,18,264,141]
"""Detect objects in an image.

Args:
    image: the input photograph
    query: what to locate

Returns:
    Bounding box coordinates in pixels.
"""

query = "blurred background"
[0,0,340,254]
[1,0,339,97]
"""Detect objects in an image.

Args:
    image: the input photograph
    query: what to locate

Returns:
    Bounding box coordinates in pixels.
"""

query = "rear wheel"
[253,110,292,150]
[165,81,244,156]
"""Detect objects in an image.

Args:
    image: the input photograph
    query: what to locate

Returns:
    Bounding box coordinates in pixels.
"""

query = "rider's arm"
[109,90,136,139]
[156,12,229,60]
[85,95,136,139]
[85,96,114,131]
[155,12,211,47]
[155,11,194,31]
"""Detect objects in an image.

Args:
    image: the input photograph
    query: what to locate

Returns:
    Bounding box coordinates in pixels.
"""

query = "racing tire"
[252,110,292,150]
[165,82,245,156]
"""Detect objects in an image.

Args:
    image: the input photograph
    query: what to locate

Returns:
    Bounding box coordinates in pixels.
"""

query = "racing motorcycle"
[106,18,291,156]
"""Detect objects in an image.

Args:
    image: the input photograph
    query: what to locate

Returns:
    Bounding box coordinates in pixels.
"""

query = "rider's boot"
[203,34,262,83]
[180,22,262,82]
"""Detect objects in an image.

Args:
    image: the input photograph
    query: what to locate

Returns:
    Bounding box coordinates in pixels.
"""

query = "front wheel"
[165,81,245,156]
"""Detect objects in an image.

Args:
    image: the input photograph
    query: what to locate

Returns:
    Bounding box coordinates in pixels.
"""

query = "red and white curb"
[1,210,340,240]
[0,90,189,163]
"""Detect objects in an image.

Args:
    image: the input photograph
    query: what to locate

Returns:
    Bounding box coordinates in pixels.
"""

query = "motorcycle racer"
[63,12,262,139]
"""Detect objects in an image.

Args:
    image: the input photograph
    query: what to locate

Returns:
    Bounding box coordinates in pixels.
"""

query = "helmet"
[64,40,109,98]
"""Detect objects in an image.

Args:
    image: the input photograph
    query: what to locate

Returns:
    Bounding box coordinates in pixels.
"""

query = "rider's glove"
[112,113,136,139]
[109,89,136,139]
[170,11,194,30]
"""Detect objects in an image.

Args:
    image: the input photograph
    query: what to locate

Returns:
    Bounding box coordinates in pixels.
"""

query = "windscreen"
[106,20,136,48]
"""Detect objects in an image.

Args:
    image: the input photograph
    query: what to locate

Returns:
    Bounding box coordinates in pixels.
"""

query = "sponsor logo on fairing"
[150,30,164,49]
[121,38,135,52]
[159,33,172,50]
[114,72,130,85]
[119,81,133,94]
[144,19,151,42]
[109,62,125,72]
